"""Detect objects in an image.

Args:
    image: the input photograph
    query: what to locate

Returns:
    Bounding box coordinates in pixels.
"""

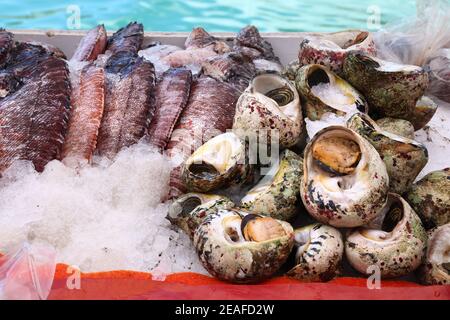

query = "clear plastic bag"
[374,0,450,102]
[0,242,56,300]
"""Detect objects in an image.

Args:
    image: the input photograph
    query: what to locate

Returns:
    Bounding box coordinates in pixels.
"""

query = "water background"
[0,0,417,32]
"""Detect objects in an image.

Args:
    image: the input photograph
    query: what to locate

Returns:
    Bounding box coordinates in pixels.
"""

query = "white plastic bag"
[0,242,56,300]
[374,0,450,102]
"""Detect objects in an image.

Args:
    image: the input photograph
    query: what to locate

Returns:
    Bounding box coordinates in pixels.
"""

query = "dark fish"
[0,44,71,172]
[234,25,279,62]
[24,41,67,60]
[106,22,144,54]
[96,51,156,159]
[166,76,240,198]
[0,29,13,68]
[148,68,192,151]
[201,52,256,91]
[61,64,105,165]
[71,25,107,62]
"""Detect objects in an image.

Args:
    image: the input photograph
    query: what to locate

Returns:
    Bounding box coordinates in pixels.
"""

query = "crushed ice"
[0,142,207,279]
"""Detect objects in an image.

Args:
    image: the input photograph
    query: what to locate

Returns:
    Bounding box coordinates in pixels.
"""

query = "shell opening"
[265,87,294,106]
[293,227,312,263]
[381,202,404,233]
[312,136,361,176]
[188,163,220,180]
[307,68,330,88]
[308,67,360,113]
[186,132,244,179]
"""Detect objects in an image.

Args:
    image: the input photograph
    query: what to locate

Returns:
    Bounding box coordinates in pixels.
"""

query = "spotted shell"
[346,193,427,278]
[300,126,389,227]
[232,73,303,148]
[181,132,252,193]
[167,193,235,239]
[193,209,294,283]
[418,223,450,285]
[347,113,428,194]
[298,30,376,75]
[405,168,450,229]
[375,117,415,139]
[240,149,303,221]
[343,52,434,130]
[295,64,368,121]
[287,223,343,282]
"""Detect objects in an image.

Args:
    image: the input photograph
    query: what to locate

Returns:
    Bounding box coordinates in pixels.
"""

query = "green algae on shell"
[300,126,389,228]
[375,117,415,140]
[295,64,368,121]
[342,52,434,130]
[240,149,303,221]
[193,209,294,283]
[345,193,427,279]
[347,113,428,194]
[405,168,450,229]
[287,223,343,282]
[167,193,235,239]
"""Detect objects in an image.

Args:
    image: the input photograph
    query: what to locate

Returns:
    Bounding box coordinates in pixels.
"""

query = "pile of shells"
[168,30,449,285]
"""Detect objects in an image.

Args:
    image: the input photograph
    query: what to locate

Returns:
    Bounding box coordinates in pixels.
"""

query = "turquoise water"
[1,0,417,32]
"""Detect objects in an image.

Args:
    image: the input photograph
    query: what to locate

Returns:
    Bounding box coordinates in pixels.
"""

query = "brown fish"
[0,43,71,173]
[61,25,109,166]
[0,29,14,68]
[201,52,256,91]
[233,25,279,62]
[162,27,230,69]
[166,76,240,198]
[71,25,107,62]
[61,64,105,165]
[96,51,156,159]
[148,68,192,151]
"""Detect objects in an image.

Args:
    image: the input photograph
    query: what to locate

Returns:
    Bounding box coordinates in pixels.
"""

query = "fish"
[61,25,109,166]
[162,28,230,71]
[233,25,279,62]
[233,25,282,73]
[95,51,156,159]
[70,24,107,62]
[201,52,256,91]
[0,42,71,173]
[166,76,240,198]
[138,43,183,78]
[148,68,192,151]
[0,29,13,68]
[106,22,143,54]
[61,64,105,166]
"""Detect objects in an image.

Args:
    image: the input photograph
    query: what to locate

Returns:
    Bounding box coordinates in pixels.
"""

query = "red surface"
[48,263,450,300]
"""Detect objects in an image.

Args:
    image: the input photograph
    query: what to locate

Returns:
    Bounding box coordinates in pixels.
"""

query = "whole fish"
[61,64,105,166]
[148,68,192,151]
[96,51,156,159]
[62,25,108,166]
[0,42,71,173]
[166,76,240,198]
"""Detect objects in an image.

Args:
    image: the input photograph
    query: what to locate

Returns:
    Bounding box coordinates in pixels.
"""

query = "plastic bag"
[0,242,56,300]
[374,0,450,102]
